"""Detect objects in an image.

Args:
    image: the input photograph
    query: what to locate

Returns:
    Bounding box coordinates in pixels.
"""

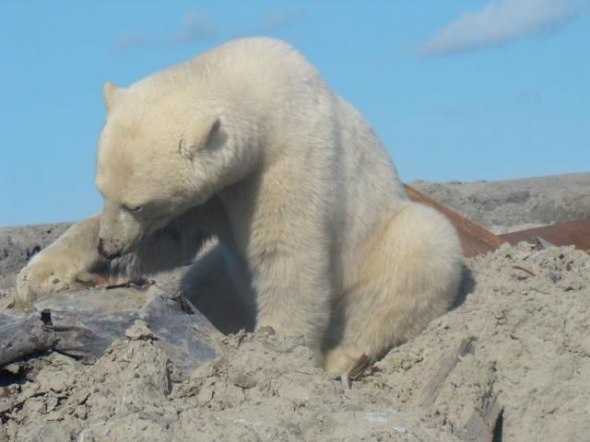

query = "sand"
[1,174,589,441]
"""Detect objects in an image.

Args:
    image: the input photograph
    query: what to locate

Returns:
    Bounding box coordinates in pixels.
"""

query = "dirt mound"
[2,242,589,441]
[2,175,589,441]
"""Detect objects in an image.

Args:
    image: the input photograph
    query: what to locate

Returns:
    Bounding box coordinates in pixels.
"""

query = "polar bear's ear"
[103,81,123,111]
[179,116,222,160]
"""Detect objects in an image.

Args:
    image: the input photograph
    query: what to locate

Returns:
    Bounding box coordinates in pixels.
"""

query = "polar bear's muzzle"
[97,206,146,259]
[97,237,123,260]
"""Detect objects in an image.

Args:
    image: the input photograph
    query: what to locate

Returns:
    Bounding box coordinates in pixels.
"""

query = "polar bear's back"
[198,39,406,222]
[131,38,406,237]
[134,38,318,103]
[197,37,314,74]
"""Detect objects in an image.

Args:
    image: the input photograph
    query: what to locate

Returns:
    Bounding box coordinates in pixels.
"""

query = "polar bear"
[16,38,463,381]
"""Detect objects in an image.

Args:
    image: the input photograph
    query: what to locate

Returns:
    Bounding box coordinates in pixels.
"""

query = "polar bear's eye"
[123,204,143,213]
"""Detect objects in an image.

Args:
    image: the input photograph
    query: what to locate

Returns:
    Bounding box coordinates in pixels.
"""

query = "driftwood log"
[460,387,503,442]
[0,286,221,374]
[417,338,503,442]
[418,337,475,407]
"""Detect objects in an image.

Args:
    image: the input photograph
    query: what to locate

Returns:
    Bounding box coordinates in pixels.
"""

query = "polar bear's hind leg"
[324,203,463,381]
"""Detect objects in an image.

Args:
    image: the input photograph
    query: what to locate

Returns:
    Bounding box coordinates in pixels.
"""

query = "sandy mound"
[1,176,589,441]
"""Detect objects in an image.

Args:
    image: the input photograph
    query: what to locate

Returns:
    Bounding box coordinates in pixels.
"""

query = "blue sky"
[1,0,588,226]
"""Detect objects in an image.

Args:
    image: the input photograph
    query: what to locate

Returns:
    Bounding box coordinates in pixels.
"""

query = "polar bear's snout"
[96,199,149,259]
[96,227,144,260]
[97,237,122,260]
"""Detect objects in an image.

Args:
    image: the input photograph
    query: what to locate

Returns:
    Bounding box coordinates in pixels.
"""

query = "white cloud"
[420,0,575,57]
[256,8,306,33]
[166,11,216,44]
[116,11,215,50]
[115,8,307,51]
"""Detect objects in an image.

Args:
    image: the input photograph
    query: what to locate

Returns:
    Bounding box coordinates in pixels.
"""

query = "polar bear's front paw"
[15,256,97,308]
[323,346,373,388]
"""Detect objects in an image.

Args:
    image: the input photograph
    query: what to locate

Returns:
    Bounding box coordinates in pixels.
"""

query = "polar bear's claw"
[324,346,373,388]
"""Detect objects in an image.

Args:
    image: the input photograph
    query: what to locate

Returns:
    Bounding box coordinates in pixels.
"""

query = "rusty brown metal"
[404,185,502,257]
[499,219,590,251]
[405,184,590,257]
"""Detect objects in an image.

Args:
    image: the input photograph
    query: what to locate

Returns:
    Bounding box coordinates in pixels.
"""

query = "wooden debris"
[499,219,590,250]
[512,265,535,277]
[460,385,504,442]
[0,287,220,373]
[0,313,62,367]
[406,184,590,257]
[418,337,475,407]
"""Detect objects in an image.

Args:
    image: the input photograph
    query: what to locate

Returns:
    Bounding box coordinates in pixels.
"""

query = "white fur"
[16,38,463,377]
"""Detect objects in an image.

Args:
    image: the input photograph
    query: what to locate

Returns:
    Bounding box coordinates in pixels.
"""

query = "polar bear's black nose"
[97,237,121,260]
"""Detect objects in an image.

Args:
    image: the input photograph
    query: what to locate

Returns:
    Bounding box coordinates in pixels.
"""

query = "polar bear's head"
[94,81,254,259]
